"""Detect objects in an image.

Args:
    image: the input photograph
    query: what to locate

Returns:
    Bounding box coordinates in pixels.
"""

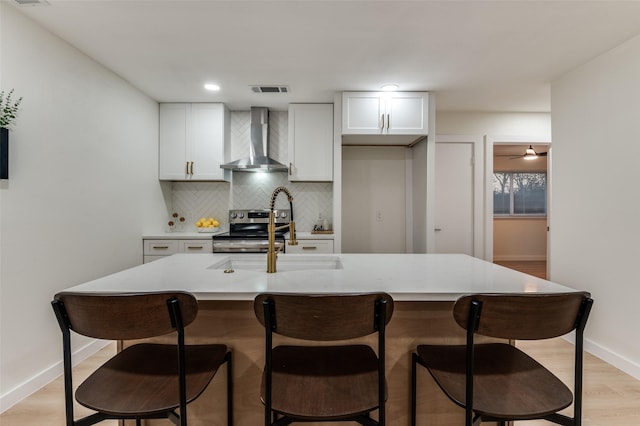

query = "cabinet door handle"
[185,162,189,174]
[381,114,385,130]
[302,246,318,250]
[386,113,390,130]
[153,245,170,249]
[289,162,293,176]
[186,245,204,250]
[189,161,194,175]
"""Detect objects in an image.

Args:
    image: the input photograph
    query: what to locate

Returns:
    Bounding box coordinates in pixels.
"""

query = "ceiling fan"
[509,145,548,160]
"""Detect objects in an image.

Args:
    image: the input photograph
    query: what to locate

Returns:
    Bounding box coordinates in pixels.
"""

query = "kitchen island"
[65,253,577,426]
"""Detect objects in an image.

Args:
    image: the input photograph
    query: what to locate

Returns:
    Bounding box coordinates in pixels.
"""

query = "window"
[493,172,547,216]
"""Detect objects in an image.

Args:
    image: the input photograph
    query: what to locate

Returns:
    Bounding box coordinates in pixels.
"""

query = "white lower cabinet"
[143,238,213,263]
[286,239,334,254]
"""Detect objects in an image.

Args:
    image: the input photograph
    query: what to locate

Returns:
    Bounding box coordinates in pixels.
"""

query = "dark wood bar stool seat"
[411,292,593,426]
[52,291,233,426]
[254,292,394,426]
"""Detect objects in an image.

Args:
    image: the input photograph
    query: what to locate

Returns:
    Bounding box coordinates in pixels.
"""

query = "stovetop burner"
[212,209,290,253]
[217,231,286,239]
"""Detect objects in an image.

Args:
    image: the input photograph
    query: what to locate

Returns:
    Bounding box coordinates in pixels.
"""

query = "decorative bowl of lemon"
[196,217,220,233]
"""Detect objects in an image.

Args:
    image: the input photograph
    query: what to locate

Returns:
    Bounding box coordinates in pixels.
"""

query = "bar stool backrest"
[254,292,394,341]
[453,292,592,340]
[54,291,198,340]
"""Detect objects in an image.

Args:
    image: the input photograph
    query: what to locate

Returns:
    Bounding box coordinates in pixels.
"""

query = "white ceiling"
[493,144,548,157]
[10,0,640,112]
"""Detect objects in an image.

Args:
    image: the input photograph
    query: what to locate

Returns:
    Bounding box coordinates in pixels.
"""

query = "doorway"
[488,139,551,277]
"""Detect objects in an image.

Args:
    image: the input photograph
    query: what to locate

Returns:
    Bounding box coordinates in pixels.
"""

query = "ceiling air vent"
[14,0,50,5]
[251,86,289,94]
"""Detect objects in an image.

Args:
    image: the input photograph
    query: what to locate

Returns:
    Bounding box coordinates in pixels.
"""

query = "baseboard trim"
[494,255,547,261]
[0,339,110,413]
[564,335,640,381]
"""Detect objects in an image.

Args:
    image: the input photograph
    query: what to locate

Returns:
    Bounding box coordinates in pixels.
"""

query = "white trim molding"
[563,335,640,381]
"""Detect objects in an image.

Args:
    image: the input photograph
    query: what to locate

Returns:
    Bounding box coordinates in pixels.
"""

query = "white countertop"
[64,253,575,302]
[288,231,334,240]
[142,230,226,239]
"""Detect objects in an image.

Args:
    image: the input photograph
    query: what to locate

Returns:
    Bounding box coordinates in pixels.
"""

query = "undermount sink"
[209,254,344,272]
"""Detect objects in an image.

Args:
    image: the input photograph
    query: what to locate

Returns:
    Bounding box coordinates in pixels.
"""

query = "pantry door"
[433,136,483,257]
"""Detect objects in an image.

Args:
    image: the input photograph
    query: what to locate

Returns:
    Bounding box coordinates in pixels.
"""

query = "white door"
[434,142,474,255]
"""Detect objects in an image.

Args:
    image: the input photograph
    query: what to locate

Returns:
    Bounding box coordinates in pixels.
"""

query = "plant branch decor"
[1,89,22,179]
[1,89,23,129]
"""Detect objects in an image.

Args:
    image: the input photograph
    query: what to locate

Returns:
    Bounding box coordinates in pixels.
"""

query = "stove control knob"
[238,212,245,219]
[230,212,237,219]
[280,212,287,218]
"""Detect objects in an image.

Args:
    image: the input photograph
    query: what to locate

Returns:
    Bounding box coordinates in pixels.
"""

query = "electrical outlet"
[376,210,383,222]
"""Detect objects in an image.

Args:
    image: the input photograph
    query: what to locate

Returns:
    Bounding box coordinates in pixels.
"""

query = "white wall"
[0,4,167,410]
[493,218,547,261]
[342,146,407,253]
[550,33,640,379]
[436,111,551,137]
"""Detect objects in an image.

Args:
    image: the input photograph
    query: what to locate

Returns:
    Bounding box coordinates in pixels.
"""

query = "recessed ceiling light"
[204,84,220,91]
[381,84,399,91]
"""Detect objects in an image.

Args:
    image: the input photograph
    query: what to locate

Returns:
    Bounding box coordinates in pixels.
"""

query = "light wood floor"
[1,343,119,426]
[2,338,639,425]
[494,260,547,279]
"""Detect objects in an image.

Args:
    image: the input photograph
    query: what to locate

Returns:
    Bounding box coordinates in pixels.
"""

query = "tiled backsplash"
[170,111,333,232]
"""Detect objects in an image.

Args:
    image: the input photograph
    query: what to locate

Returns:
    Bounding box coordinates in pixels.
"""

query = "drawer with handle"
[180,240,213,253]
[143,240,179,256]
[286,239,334,254]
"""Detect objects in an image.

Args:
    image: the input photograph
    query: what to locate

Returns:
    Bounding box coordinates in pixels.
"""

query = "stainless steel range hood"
[220,107,288,172]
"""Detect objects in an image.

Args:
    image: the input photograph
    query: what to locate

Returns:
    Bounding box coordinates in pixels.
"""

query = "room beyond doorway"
[492,142,550,272]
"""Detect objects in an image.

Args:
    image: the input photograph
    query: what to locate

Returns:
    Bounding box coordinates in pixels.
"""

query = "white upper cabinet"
[288,103,334,181]
[342,92,429,135]
[159,103,230,181]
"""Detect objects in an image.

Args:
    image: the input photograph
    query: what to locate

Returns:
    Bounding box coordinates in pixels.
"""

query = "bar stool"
[51,291,233,426]
[254,292,394,426]
[411,292,593,426]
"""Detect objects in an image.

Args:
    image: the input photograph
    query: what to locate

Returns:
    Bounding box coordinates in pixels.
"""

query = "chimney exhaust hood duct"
[220,107,288,173]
